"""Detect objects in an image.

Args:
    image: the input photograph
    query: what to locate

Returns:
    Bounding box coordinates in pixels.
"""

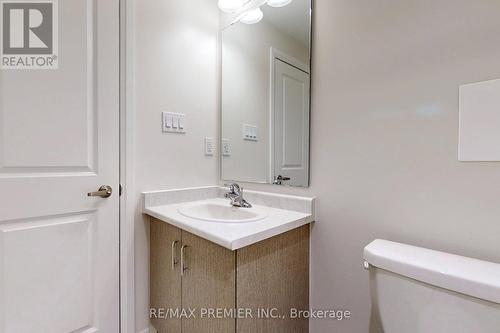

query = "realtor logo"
[1,0,58,69]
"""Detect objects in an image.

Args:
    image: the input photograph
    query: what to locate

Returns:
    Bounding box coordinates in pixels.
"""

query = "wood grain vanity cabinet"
[150,217,310,333]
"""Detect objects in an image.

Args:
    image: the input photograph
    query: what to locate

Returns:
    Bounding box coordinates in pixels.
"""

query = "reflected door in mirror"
[273,59,310,187]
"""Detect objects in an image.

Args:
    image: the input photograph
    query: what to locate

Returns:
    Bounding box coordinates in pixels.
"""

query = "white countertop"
[142,187,315,250]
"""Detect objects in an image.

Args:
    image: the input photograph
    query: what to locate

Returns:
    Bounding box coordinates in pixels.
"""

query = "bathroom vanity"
[143,186,315,333]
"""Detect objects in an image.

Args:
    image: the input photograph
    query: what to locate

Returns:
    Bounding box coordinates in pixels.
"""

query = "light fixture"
[266,0,293,7]
[218,0,245,13]
[240,7,263,24]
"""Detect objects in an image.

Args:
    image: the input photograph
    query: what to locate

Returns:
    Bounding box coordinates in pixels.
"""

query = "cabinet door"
[150,218,182,333]
[237,225,310,333]
[181,231,236,333]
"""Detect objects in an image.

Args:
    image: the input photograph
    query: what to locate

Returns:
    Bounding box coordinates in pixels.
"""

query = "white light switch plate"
[162,112,186,133]
[459,78,500,161]
[243,124,258,141]
[222,139,231,156]
[205,137,214,156]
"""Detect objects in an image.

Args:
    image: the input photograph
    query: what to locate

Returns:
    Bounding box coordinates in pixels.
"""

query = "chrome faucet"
[224,183,252,208]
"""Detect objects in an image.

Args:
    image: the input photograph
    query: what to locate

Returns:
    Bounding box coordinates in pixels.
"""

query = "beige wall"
[133,0,219,331]
[241,0,500,331]
[131,0,500,331]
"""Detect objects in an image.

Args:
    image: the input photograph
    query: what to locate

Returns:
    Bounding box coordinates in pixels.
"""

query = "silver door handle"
[273,175,291,185]
[171,241,179,270]
[87,185,113,198]
[180,245,188,276]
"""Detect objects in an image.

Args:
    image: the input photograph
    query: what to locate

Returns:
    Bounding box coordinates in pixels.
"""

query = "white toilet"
[364,239,500,333]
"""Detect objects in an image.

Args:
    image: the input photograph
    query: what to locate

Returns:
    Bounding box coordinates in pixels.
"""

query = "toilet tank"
[363,240,500,333]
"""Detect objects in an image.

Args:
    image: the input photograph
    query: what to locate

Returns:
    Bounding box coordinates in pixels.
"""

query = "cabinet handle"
[171,240,179,270]
[180,245,188,276]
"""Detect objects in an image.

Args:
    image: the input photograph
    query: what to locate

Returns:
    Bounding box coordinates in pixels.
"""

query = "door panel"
[1,0,95,175]
[273,59,310,187]
[181,231,236,333]
[1,213,94,333]
[150,218,182,333]
[0,0,120,332]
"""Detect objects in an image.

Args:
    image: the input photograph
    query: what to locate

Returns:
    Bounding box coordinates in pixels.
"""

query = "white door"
[0,0,120,332]
[273,58,310,187]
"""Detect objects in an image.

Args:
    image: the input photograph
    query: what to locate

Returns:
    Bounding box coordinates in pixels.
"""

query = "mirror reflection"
[221,0,312,187]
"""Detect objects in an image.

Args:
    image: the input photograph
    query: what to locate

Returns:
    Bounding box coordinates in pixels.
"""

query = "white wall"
[222,20,309,183]
[132,0,220,331]
[240,0,500,331]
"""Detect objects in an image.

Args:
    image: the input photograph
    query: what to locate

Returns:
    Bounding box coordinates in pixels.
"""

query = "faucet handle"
[223,183,252,208]
[224,183,241,194]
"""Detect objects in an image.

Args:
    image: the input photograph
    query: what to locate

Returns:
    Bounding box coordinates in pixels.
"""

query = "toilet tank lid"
[363,239,500,304]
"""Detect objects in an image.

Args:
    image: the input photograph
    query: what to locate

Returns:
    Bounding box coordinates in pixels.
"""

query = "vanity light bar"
[219,0,294,25]
[240,7,264,24]
[217,0,246,13]
[267,0,293,7]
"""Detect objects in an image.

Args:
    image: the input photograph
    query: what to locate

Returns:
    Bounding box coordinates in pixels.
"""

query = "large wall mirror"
[220,0,312,187]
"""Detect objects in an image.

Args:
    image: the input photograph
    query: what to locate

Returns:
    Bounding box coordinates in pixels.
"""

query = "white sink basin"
[177,199,267,223]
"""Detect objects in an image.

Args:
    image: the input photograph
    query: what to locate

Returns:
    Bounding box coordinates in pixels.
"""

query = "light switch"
[165,114,172,128]
[162,112,186,133]
[251,126,258,140]
[243,124,258,141]
[205,137,214,156]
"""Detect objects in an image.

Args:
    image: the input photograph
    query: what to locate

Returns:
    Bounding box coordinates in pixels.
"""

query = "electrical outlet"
[205,137,214,156]
[222,139,231,156]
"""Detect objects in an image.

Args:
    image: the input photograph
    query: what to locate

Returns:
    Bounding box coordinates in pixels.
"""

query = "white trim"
[269,47,310,183]
[268,49,275,184]
[217,20,223,187]
[271,47,310,74]
[120,0,136,332]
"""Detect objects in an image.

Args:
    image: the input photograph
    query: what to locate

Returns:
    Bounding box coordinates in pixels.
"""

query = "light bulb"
[218,0,245,13]
[267,0,293,7]
[240,8,263,24]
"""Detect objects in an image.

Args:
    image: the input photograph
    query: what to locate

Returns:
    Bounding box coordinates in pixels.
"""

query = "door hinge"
[119,184,123,196]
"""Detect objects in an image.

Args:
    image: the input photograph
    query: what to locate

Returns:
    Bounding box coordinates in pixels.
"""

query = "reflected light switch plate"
[243,124,258,141]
